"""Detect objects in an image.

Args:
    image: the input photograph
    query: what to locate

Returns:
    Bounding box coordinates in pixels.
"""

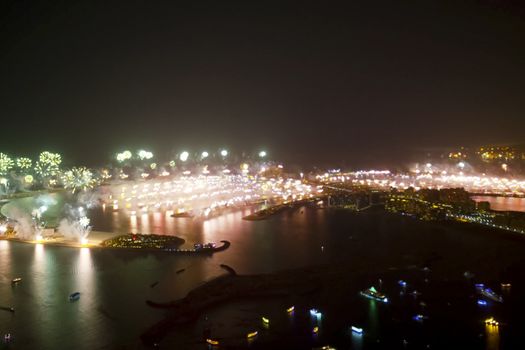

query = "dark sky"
[1,0,524,167]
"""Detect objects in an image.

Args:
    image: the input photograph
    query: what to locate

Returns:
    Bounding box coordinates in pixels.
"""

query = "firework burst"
[34,151,62,177]
[62,167,97,193]
[0,153,14,175]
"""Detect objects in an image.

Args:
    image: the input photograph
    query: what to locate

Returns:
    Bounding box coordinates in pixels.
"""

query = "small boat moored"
[69,292,81,301]
[11,278,22,284]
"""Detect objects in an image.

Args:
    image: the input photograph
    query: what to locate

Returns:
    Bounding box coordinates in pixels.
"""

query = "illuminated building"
[448,147,468,160]
[477,146,516,162]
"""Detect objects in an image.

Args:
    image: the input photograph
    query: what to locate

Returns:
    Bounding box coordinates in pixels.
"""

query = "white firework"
[0,153,14,175]
[62,167,96,193]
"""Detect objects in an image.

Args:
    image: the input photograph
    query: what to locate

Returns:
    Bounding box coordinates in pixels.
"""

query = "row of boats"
[361,280,506,305]
[358,280,507,331]
[206,305,302,347]
[204,279,507,348]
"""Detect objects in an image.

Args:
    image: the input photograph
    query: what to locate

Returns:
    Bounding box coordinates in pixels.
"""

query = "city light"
[259,150,267,158]
[220,149,228,157]
[103,170,316,218]
[180,151,189,162]
[116,150,132,162]
[138,150,154,160]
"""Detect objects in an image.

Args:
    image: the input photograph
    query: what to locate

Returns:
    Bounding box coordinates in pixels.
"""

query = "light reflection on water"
[485,324,500,350]
[351,331,364,350]
[1,204,524,348]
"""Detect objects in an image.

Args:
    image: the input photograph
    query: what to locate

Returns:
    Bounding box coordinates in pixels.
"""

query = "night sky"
[1,0,525,167]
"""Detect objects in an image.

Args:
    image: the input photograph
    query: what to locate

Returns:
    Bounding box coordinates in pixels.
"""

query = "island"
[100,233,185,249]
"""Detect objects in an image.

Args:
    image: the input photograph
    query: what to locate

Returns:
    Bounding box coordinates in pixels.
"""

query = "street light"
[201,151,209,159]
[259,151,267,158]
[220,149,228,157]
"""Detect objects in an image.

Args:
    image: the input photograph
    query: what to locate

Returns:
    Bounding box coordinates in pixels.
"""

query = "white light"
[458,162,465,169]
[259,151,267,158]
[220,149,228,157]
[180,151,189,162]
[138,150,153,160]
[201,151,209,159]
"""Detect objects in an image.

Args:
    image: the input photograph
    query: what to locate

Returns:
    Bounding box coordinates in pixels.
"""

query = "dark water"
[1,205,525,349]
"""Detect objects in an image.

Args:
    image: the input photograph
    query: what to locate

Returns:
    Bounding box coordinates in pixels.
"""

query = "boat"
[477,300,487,306]
[246,331,258,339]
[11,277,22,284]
[176,268,186,274]
[485,317,499,326]
[360,286,388,303]
[398,280,407,287]
[0,307,15,313]
[412,314,428,322]
[312,326,319,333]
[501,283,511,288]
[194,242,217,251]
[309,308,322,318]
[69,292,81,301]
[475,284,503,303]
[411,290,422,297]
[261,316,269,324]
[464,271,475,279]
[206,338,219,346]
[351,326,363,334]
[4,333,11,343]
[286,306,295,313]
[171,212,194,218]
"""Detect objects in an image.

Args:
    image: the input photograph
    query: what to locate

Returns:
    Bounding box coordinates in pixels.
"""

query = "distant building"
[448,147,469,160]
[477,146,516,162]
[476,201,491,211]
